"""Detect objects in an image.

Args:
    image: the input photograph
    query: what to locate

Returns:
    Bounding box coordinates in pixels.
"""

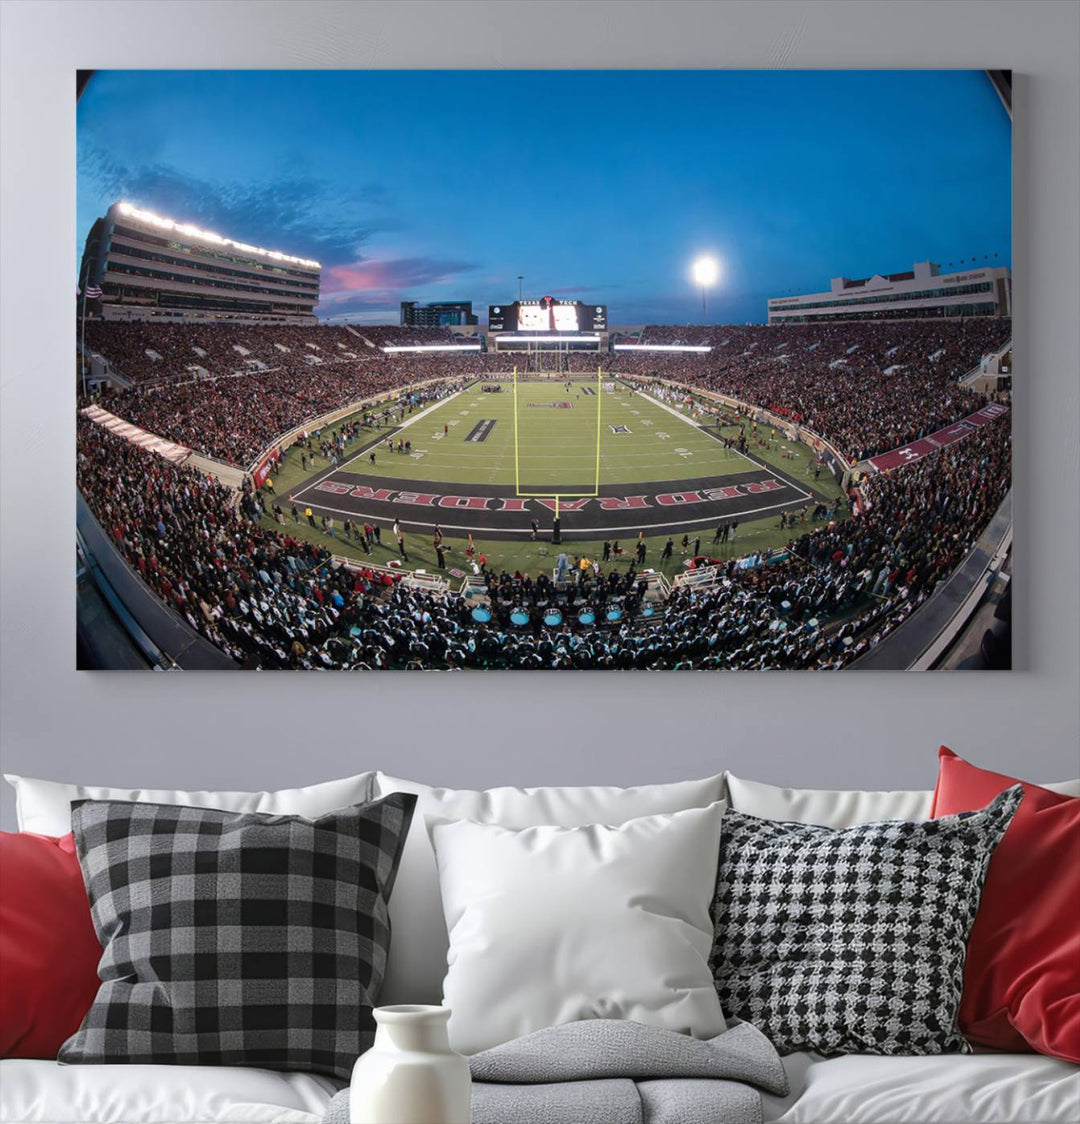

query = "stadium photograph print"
[75,69,1014,671]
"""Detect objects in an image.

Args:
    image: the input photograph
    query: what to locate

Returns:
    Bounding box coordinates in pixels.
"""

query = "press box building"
[767,261,1011,324]
[78,202,321,323]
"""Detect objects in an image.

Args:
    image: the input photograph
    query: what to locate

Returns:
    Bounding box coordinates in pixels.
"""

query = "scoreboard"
[488,297,607,333]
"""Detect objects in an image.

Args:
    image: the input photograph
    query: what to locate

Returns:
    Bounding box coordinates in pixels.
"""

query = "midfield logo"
[465,419,496,443]
[609,424,631,434]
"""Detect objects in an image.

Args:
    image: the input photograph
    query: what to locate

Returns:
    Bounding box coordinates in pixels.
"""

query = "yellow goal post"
[512,366,604,518]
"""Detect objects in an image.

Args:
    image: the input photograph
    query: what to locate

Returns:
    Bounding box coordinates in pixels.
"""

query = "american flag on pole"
[85,284,103,300]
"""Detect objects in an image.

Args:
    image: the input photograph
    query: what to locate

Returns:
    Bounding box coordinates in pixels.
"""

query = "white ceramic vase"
[350,1005,471,1124]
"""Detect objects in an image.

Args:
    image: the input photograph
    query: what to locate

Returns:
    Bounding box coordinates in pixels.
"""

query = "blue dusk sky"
[77,70,1011,325]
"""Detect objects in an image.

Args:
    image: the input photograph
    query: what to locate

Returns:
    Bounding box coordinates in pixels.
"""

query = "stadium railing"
[960,341,1012,383]
[636,569,673,600]
[182,452,248,491]
[458,574,490,603]
[544,566,672,601]
[76,493,238,671]
[330,553,450,594]
[400,569,451,594]
[851,488,1013,670]
[672,565,725,592]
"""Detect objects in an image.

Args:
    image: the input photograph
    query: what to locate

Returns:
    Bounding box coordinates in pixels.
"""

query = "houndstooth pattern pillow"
[60,793,416,1080]
[710,785,1022,1057]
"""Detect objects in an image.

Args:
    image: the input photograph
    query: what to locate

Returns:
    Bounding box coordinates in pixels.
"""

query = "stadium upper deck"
[79,202,321,324]
[768,260,1011,324]
[82,317,1010,469]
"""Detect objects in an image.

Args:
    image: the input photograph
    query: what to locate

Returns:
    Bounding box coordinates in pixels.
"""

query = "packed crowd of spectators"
[355,325,458,348]
[77,384,1010,670]
[608,319,1010,461]
[84,317,1009,478]
[97,365,438,466]
[83,322,509,465]
[636,325,723,346]
[84,321,373,385]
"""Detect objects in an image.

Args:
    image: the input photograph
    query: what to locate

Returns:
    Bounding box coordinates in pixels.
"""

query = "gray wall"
[2,1,1078,830]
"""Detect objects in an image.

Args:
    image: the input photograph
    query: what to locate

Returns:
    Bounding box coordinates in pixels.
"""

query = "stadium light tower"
[692,255,720,324]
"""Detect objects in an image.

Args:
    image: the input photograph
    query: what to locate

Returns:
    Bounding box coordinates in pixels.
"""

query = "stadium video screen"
[488,298,607,333]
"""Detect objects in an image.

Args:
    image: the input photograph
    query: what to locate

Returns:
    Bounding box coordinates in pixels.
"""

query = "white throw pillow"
[3,772,376,836]
[723,771,1080,828]
[1031,778,1080,797]
[430,802,728,1055]
[373,772,725,1005]
[723,773,933,828]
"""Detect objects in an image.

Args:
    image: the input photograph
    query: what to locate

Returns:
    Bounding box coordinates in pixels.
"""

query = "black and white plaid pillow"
[59,793,416,1080]
[710,785,1022,1057]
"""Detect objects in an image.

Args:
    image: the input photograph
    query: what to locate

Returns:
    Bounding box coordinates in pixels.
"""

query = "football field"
[349,377,752,491]
[288,375,839,544]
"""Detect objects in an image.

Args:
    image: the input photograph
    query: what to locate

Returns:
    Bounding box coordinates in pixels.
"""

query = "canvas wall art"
[75,69,1013,670]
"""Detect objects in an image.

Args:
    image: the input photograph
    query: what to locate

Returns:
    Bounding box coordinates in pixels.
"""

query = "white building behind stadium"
[79,201,321,324]
[767,260,1011,324]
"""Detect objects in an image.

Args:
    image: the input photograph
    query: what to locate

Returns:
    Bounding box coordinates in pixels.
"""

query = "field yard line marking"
[594,367,602,492]
[382,387,471,433]
[291,385,472,501]
[341,463,726,479]
[381,450,716,462]
[333,388,468,470]
[513,367,521,494]
[636,390,764,473]
[691,420,819,501]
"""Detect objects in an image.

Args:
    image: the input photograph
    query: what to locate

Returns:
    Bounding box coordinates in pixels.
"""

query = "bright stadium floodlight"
[113,201,320,268]
[692,255,720,324]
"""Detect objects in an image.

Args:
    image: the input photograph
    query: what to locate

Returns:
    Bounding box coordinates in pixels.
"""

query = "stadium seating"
[84,322,367,385]
[76,317,1012,669]
[358,325,457,348]
[75,389,1011,670]
[612,319,1010,460]
[84,318,1009,467]
[96,362,469,467]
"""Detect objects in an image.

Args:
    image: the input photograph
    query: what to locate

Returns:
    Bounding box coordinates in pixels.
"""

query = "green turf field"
[344,377,753,490]
[262,375,848,581]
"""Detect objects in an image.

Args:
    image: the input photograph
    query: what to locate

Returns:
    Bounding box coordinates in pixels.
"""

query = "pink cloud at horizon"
[323,255,477,298]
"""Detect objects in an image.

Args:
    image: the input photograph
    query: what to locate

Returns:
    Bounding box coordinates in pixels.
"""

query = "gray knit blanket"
[324,1018,788,1124]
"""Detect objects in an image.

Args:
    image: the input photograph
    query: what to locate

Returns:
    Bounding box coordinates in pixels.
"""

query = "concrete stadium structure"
[78,201,321,324]
[767,260,1011,324]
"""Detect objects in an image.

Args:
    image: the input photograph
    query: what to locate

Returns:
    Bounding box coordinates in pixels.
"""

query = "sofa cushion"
[3,772,376,836]
[60,795,415,1082]
[723,771,1080,828]
[372,772,726,1005]
[710,787,1023,1056]
[0,832,101,1058]
[0,1058,339,1123]
[932,747,1080,1062]
[762,1050,1080,1123]
[4,1052,1076,1124]
[431,802,727,1054]
[723,774,934,827]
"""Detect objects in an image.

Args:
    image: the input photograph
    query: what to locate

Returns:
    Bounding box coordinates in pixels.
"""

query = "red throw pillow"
[0,832,102,1057]
[932,747,1080,1062]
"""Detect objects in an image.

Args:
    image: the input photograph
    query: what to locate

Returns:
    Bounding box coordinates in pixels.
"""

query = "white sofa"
[3,1049,1079,1124]
[2,770,1078,1124]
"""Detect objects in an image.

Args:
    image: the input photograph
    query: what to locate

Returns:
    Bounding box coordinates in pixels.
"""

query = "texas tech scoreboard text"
[488,298,607,333]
